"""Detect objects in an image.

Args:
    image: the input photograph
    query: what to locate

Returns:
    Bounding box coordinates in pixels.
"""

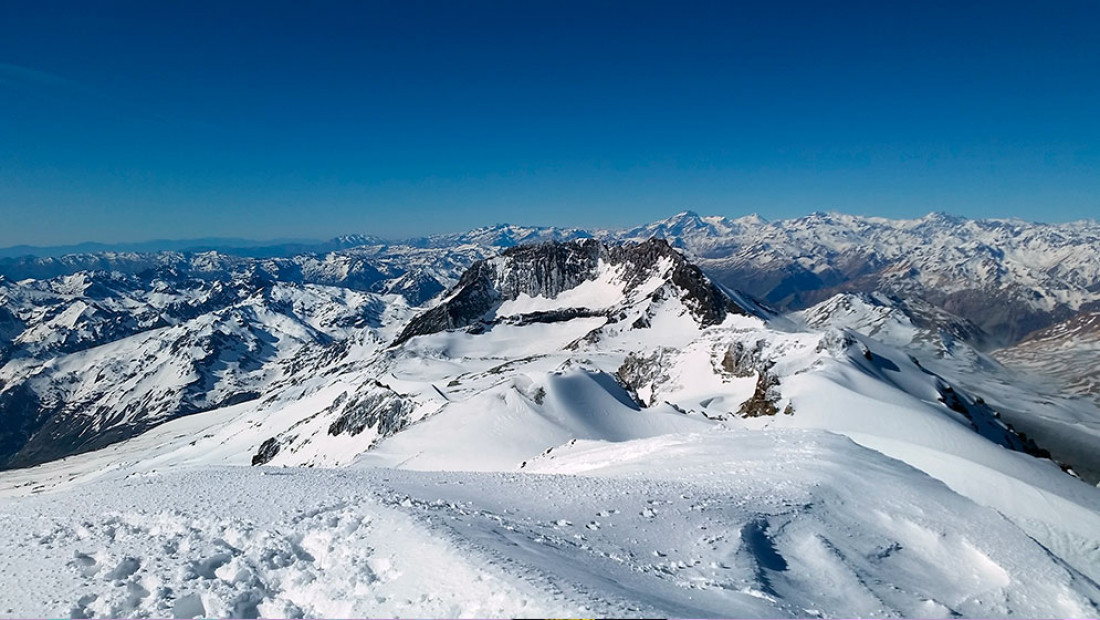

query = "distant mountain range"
[6,211,1100,347]
[0,237,330,259]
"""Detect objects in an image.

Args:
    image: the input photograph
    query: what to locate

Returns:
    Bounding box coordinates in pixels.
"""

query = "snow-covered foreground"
[2,429,1098,619]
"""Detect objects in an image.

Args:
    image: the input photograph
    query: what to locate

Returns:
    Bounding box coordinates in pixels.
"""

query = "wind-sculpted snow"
[0,468,577,618]
[1,432,1098,618]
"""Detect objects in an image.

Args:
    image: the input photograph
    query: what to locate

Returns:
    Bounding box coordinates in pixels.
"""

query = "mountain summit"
[395,238,753,344]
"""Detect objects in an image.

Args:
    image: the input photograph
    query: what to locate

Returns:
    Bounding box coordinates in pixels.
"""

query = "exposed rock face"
[395,238,749,344]
[737,368,782,418]
[932,382,1055,463]
[251,438,280,466]
[720,341,767,378]
[327,382,415,438]
[616,349,676,407]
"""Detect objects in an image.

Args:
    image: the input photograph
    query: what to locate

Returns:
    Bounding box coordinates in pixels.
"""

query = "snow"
[356,366,709,472]
[2,431,1098,618]
[995,310,1100,403]
[796,292,1100,485]
[3,222,1100,617]
[4,302,1100,617]
[0,468,575,619]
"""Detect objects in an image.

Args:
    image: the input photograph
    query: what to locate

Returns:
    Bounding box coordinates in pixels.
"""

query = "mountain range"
[1,211,1099,617]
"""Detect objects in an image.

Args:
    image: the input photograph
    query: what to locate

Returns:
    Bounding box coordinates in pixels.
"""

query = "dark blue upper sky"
[1,0,1098,245]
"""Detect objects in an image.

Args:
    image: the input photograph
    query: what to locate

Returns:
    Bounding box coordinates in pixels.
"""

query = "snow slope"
[795,293,1100,485]
[3,281,1099,616]
[2,430,1098,618]
[0,279,406,469]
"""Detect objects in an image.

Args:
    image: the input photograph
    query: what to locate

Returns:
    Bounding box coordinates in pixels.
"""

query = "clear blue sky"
[1,0,1097,245]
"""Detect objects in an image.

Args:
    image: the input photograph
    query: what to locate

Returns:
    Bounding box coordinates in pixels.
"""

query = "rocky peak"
[393,238,749,344]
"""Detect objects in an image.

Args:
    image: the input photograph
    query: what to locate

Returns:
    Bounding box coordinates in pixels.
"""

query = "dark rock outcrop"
[394,238,750,344]
[327,382,414,438]
[251,438,280,466]
[737,368,782,418]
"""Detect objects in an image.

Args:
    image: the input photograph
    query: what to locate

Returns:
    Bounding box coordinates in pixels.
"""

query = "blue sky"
[1,0,1098,245]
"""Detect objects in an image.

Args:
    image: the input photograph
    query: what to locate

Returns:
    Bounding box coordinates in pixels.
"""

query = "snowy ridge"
[2,432,1098,618]
[0,278,407,469]
[398,223,593,249]
[6,210,1098,347]
[4,246,1098,540]
[795,293,1100,484]
[794,291,990,353]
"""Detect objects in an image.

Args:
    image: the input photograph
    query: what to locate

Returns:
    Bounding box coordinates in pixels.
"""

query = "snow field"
[3,429,1097,618]
[0,468,578,619]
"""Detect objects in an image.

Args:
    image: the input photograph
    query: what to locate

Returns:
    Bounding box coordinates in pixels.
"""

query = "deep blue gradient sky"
[1,0,1098,245]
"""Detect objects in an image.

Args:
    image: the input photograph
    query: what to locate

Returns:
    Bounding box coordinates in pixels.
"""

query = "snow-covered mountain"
[7,211,1098,349]
[398,222,593,249]
[795,291,990,352]
[0,276,400,470]
[795,291,1100,484]
[2,213,1100,617]
[395,238,759,345]
[611,211,1100,347]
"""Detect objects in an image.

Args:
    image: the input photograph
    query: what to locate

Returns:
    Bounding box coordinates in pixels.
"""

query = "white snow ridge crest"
[0,230,1099,618]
